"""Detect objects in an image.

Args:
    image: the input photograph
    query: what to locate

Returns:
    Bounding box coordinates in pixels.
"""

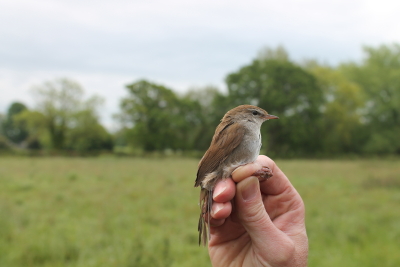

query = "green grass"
[0,157,399,267]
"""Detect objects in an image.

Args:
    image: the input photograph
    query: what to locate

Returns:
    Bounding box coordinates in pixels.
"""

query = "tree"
[307,64,366,154]
[257,45,290,62]
[2,102,29,144]
[0,113,12,151]
[0,113,3,136]
[340,44,400,154]
[32,79,84,149]
[66,109,113,152]
[119,80,204,151]
[225,49,324,157]
[183,86,228,151]
[13,110,47,149]
[30,78,111,151]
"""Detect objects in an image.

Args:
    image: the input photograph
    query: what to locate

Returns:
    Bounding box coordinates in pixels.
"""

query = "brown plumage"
[194,105,278,245]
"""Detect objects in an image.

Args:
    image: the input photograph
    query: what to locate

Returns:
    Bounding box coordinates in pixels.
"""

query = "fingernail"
[231,162,262,183]
[231,166,243,176]
[213,180,227,198]
[211,203,224,216]
[240,177,259,201]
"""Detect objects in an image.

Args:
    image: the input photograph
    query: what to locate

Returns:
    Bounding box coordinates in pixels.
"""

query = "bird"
[194,104,279,245]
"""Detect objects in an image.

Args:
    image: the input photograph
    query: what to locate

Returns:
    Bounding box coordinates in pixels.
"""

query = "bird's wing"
[195,121,245,187]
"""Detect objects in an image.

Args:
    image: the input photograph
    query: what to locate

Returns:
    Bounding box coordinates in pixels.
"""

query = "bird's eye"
[252,110,259,116]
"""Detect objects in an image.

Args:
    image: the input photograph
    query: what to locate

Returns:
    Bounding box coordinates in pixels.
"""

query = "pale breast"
[240,131,261,162]
[220,126,261,178]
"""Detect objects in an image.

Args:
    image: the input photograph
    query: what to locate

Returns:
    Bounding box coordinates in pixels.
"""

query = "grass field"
[0,157,399,267]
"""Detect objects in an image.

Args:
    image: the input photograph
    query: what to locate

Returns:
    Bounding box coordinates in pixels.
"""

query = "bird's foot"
[252,166,273,181]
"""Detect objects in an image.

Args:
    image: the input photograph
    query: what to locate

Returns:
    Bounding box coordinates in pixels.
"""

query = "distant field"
[0,157,399,267]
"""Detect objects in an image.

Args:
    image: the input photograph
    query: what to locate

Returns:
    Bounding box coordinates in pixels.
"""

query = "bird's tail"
[198,188,213,246]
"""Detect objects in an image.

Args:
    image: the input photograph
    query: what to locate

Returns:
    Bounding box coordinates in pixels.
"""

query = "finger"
[213,178,236,203]
[235,176,293,253]
[209,218,225,227]
[231,161,264,183]
[232,155,292,196]
[211,201,232,220]
[205,201,232,228]
[256,155,292,196]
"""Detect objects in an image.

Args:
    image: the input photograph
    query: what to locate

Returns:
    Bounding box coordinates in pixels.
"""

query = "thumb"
[235,176,285,250]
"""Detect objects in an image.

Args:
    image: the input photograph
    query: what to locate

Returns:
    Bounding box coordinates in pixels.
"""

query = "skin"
[207,155,308,267]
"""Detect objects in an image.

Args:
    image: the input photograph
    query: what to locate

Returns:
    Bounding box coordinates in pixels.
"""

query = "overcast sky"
[1,0,399,129]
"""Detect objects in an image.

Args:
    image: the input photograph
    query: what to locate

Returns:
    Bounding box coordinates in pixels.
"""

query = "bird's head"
[222,105,279,125]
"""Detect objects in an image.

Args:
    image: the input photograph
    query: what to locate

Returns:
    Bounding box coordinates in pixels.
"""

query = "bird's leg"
[252,166,273,181]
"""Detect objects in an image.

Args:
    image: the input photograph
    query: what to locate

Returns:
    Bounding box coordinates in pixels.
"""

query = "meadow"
[0,157,399,267]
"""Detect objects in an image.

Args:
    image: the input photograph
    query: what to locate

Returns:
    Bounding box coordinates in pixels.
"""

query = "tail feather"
[198,188,213,246]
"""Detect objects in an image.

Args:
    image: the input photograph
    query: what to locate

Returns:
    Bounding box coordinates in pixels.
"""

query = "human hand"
[207,155,308,267]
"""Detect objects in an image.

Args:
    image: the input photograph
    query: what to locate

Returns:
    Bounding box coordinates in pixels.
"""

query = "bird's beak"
[264,114,279,120]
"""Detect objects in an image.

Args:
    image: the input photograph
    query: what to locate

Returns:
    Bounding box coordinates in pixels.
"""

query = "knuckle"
[241,201,267,224]
[272,243,296,266]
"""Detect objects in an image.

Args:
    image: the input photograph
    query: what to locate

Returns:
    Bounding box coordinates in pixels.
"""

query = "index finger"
[231,155,291,196]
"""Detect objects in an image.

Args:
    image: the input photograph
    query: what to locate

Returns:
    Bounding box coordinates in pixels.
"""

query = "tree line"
[1,43,400,157]
[0,79,113,154]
